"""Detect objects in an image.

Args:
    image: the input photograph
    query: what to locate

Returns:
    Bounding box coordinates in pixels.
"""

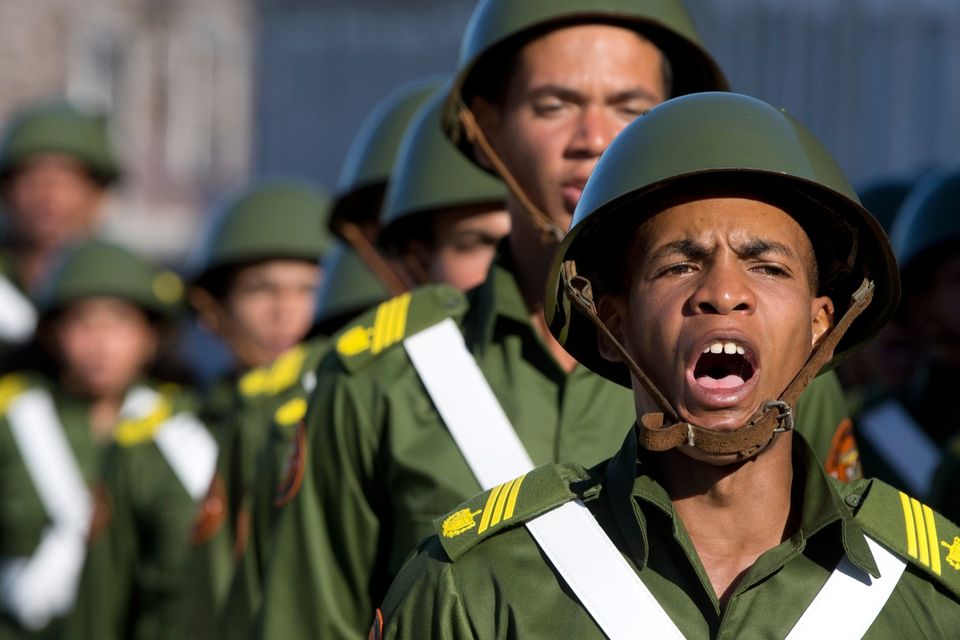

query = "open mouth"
[693,341,756,390]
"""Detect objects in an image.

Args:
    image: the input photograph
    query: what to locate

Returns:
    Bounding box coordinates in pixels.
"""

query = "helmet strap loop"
[458,103,564,244]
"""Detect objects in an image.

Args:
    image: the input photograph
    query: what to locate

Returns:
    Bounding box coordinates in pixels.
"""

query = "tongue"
[697,374,745,389]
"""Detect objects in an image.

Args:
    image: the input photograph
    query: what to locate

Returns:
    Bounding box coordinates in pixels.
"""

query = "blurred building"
[0,0,254,260]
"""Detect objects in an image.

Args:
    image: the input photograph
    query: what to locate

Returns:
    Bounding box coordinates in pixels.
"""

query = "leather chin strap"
[561,260,875,458]
[457,103,565,244]
[337,221,415,297]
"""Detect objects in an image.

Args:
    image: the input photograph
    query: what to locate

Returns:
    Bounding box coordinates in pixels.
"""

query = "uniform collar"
[605,428,879,578]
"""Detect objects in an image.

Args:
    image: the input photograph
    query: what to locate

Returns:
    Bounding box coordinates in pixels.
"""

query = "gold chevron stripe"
[477,482,504,534]
[923,504,941,575]
[912,498,929,566]
[504,473,527,520]
[489,478,516,528]
[899,491,917,559]
[371,299,390,354]
[393,293,411,345]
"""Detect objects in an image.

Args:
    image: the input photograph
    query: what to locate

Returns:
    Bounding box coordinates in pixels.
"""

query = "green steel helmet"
[889,169,960,271]
[36,239,183,319]
[313,242,390,335]
[329,78,441,235]
[379,85,506,252]
[545,92,900,387]
[444,0,729,161]
[0,100,120,185]
[192,180,332,290]
[857,177,914,233]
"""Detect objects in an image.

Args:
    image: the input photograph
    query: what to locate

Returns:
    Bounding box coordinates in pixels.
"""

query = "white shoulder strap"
[404,318,534,489]
[405,318,679,639]
[858,399,940,497]
[0,274,37,344]
[786,535,906,639]
[1,388,92,629]
[122,385,218,501]
[154,411,218,501]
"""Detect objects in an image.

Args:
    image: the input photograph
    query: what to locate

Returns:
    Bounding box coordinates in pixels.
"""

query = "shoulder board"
[114,389,175,447]
[852,478,960,599]
[238,343,309,399]
[435,463,584,562]
[0,374,29,414]
[333,284,468,373]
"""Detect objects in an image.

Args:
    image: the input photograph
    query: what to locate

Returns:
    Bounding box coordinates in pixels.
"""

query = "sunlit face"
[224,259,320,367]
[598,198,834,461]
[474,24,667,231]
[54,298,158,399]
[4,155,105,249]
[426,205,511,292]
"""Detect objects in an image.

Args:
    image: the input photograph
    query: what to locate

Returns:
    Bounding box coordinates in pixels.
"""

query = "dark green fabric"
[380,433,960,638]
[66,386,208,640]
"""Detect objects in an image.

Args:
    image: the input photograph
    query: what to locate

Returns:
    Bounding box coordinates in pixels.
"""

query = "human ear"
[810,295,835,349]
[596,295,627,364]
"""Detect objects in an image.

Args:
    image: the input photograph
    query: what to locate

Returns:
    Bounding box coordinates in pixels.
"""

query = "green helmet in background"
[313,241,390,335]
[889,170,960,271]
[192,180,332,291]
[545,92,899,387]
[857,177,915,233]
[330,79,441,235]
[378,85,506,252]
[443,0,729,163]
[0,100,121,185]
[35,239,182,319]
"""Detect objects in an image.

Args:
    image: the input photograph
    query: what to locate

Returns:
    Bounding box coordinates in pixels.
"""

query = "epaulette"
[851,478,960,599]
[239,343,308,399]
[333,284,468,373]
[435,463,582,562]
[114,391,174,447]
[0,374,28,414]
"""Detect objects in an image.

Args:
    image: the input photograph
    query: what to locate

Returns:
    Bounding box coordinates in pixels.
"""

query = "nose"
[688,261,756,316]
[567,106,618,158]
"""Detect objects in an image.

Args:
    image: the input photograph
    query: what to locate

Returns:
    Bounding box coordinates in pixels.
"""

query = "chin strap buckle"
[763,400,794,434]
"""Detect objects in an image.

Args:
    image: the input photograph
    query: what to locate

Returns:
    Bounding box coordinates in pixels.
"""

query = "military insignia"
[275,396,308,426]
[442,508,482,538]
[336,293,411,357]
[898,491,942,575]
[368,608,384,640]
[274,421,307,508]
[477,473,527,534]
[191,473,227,545]
[824,418,862,483]
[239,345,307,398]
[942,537,960,571]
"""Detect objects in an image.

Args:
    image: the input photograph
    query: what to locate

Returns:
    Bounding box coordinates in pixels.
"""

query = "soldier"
[177,180,331,635]
[218,84,509,637]
[375,91,960,639]
[259,1,729,637]
[0,239,189,638]
[0,101,119,351]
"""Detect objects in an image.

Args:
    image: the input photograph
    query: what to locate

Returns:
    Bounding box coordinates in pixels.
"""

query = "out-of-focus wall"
[0,0,254,260]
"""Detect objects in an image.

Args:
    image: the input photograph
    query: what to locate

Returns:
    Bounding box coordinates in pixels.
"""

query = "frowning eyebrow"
[648,237,799,262]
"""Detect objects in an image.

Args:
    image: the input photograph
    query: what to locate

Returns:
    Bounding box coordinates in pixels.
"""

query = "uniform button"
[845,494,861,507]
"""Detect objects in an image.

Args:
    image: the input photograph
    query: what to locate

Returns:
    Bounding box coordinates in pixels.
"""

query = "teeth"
[703,341,746,356]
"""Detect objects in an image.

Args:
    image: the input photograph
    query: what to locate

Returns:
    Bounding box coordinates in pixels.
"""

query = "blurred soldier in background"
[0,101,120,353]
[176,181,331,636]
[258,1,729,636]
[218,82,509,637]
[0,239,186,638]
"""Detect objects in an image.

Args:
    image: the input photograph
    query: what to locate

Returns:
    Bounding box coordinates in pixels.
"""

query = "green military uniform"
[380,434,960,639]
[177,181,331,634]
[67,384,213,640]
[378,89,926,638]
[1,239,183,639]
[0,373,107,639]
